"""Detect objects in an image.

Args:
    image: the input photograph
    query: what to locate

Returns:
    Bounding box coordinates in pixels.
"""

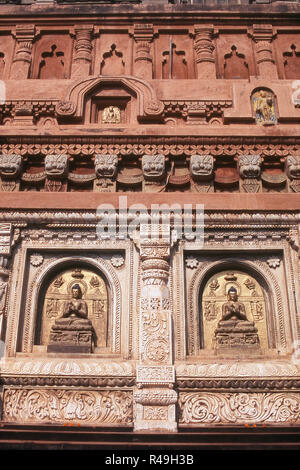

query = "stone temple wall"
[0,1,299,432]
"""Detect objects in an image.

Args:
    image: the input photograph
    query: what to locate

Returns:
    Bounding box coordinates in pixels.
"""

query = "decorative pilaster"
[134,226,177,432]
[10,25,36,79]
[0,224,14,341]
[194,25,216,79]
[252,25,278,79]
[133,24,154,80]
[71,25,94,78]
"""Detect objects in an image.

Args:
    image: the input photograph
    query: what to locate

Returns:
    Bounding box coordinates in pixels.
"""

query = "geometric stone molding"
[178,392,300,425]
[0,358,135,377]
[3,388,133,425]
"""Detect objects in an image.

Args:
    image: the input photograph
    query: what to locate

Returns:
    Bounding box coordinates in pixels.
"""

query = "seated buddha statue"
[214,286,259,350]
[47,283,94,353]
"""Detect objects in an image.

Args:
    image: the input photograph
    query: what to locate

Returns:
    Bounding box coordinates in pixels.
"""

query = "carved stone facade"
[0,0,299,438]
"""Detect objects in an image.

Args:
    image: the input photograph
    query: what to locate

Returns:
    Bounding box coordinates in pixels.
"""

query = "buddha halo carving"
[0,154,23,178]
[45,154,69,179]
[190,154,214,181]
[142,155,165,181]
[94,154,118,178]
[238,154,262,179]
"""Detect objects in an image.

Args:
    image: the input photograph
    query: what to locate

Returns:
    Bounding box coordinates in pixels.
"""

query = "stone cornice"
[0,3,299,24]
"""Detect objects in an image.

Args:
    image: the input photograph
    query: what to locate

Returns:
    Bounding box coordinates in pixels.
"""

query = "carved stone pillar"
[238,154,262,193]
[71,25,94,78]
[252,25,278,79]
[134,227,177,432]
[194,25,216,79]
[133,24,154,80]
[10,25,36,79]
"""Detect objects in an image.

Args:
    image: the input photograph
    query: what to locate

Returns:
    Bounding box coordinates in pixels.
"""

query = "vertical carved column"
[194,25,216,79]
[133,24,154,80]
[252,25,278,79]
[134,226,177,432]
[71,25,94,78]
[10,25,36,79]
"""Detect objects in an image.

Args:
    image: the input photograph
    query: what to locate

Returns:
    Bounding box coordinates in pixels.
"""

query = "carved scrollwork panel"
[3,388,133,425]
[179,392,300,425]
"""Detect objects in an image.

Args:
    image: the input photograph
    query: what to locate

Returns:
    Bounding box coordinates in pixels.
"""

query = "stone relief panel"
[178,392,300,425]
[251,89,277,125]
[201,270,269,352]
[37,267,109,350]
[3,388,133,426]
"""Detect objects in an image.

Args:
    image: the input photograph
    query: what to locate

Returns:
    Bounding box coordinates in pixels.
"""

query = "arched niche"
[251,87,277,125]
[55,75,164,124]
[187,258,282,357]
[200,269,270,352]
[22,256,121,355]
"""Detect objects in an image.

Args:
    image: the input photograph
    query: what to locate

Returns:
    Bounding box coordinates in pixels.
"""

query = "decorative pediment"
[56,75,164,123]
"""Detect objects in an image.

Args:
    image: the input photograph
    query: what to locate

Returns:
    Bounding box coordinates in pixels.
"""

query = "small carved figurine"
[102,106,121,124]
[252,90,277,125]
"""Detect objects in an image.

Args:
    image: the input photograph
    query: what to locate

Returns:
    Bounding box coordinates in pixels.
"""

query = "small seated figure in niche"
[252,90,277,125]
[102,106,121,124]
[214,286,260,352]
[47,283,95,353]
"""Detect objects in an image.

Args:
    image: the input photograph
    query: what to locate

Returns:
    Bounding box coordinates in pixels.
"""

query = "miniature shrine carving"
[252,89,277,125]
[201,270,268,352]
[102,106,121,124]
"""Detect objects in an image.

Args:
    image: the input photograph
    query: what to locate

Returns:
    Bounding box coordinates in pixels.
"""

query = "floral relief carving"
[179,392,300,424]
[3,389,133,425]
[267,258,281,269]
